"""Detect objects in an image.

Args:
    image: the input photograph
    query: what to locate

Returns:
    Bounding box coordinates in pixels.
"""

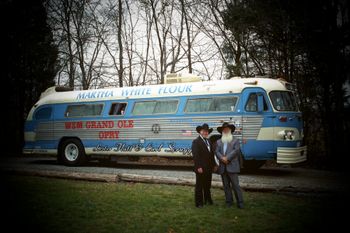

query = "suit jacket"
[215,137,241,174]
[192,136,215,173]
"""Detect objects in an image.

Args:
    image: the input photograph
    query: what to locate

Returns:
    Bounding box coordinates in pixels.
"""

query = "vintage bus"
[23,76,307,168]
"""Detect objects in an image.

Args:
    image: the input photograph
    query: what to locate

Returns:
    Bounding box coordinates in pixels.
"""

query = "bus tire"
[59,138,86,166]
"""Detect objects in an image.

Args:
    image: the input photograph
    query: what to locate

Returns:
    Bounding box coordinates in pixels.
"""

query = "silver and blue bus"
[23,76,307,167]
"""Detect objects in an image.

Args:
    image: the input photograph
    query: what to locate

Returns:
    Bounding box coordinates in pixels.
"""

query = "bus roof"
[35,78,289,106]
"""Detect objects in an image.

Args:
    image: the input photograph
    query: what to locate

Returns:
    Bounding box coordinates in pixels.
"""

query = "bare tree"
[48,0,233,87]
[117,0,124,87]
[47,0,108,89]
[150,0,167,83]
[149,0,194,82]
[180,0,192,73]
[188,0,262,77]
[123,0,143,86]
[139,1,154,85]
[47,0,76,87]
[169,8,184,73]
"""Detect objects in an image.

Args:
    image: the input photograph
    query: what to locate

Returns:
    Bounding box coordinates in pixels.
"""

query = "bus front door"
[241,88,275,167]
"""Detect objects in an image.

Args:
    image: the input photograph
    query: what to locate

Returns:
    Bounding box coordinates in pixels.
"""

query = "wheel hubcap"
[64,143,79,161]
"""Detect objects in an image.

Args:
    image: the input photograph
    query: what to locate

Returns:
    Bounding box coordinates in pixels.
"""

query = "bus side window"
[109,103,127,115]
[132,100,178,115]
[185,98,212,113]
[245,93,268,112]
[35,107,52,120]
[211,97,238,112]
[65,104,103,117]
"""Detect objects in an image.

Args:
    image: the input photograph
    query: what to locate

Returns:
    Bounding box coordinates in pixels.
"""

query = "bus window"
[35,107,52,120]
[245,93,268,112]
[65,104,103,117]
[132,101,156,115]
[153,100,178,114]
[132,100,179,115]
[109,103,127,115]
[185,96,238,113]
[185,98,212,113]
[269,91,297,111]
[210,97,238,112]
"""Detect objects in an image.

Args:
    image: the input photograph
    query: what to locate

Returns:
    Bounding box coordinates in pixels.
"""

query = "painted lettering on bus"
[65,121,83,129]
[145,143,163,152]
[158,85,192,95]
[165,143,192,155]
[92,143,192,155]
[121,85,193,97]
[99,131,119,139]
[64,120,134,130]
[76,90,113,100]
[86,121,114,129]
[117,120,134,128]
[122,87,151,97]
[93,144,111,152]
[113,143,143,152]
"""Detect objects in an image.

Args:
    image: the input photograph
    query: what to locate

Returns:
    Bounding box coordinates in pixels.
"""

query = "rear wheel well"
[58,137,83,150]
[57,137,87,166]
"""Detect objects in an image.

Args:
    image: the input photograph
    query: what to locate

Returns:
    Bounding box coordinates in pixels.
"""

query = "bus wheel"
[59,138,86,166]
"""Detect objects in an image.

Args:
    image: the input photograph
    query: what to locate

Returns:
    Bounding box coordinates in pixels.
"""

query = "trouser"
[195,172,212,206]
[221,171,244,206]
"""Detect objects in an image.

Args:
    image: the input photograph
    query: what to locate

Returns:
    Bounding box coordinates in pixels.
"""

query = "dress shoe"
[226,203,233,208]
[196,205,203,208]
[238,204,244,209]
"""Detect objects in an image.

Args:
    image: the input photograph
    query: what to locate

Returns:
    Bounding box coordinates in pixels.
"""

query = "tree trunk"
[151,0,164,84]
[64,0,75,88]
[181,0,192,73]
[117,0,124,87]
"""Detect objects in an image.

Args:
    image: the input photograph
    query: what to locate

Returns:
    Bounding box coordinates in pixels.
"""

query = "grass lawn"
[1,175,345,233]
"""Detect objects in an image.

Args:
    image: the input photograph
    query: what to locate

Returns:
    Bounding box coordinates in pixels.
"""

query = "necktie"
[223,143,227,154]
[204,138,219,166]
[204,138,210,151]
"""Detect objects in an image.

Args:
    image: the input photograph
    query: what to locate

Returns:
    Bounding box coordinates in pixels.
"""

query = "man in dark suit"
[192,123,217,208]
[215,122,244,209]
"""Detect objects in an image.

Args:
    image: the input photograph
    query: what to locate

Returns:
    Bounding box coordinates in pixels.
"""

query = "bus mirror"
[257,93,264,113]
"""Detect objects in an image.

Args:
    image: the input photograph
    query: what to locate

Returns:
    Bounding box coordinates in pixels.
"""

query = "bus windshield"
[269,91,298,111]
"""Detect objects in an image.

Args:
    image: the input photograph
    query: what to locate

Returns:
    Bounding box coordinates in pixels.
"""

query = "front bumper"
[277,146,307,164]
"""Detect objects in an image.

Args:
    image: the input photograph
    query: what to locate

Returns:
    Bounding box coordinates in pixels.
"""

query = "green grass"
[1,175,343,233]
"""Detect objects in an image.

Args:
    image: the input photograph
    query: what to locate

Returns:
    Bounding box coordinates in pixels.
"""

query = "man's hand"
[213,166,218,172]
[197,167,203,173]
[221,156,229,164]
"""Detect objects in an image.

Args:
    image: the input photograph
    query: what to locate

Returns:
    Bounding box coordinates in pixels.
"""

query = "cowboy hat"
[196,123,213,134]
[217,122,236,134]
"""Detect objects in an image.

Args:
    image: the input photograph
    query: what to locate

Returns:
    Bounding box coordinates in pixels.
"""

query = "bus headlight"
[278,130,295,140]
[285,130,295,140]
